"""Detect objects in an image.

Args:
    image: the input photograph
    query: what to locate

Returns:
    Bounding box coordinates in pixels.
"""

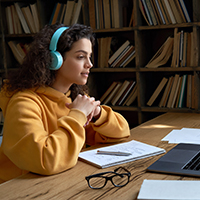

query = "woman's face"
[53,38,93,93]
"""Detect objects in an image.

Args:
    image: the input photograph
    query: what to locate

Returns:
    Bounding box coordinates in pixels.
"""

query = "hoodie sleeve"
[2,94,87,175]
[85,105,130,146]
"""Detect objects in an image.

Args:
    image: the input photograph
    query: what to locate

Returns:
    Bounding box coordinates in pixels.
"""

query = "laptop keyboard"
[183,151,200,170]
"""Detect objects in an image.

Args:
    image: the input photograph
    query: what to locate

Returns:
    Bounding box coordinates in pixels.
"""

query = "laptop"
[147,143,200,177]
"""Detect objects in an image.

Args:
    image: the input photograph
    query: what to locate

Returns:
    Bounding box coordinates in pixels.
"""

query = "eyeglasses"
[85,167,131,189]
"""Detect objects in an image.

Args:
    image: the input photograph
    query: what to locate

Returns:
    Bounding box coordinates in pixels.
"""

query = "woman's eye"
[78,55,84,59]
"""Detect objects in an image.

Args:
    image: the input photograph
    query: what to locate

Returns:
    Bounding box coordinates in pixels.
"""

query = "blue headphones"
[49,27,69,70]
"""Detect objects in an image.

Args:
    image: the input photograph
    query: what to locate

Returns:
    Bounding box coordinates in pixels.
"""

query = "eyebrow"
[75,50,92,55]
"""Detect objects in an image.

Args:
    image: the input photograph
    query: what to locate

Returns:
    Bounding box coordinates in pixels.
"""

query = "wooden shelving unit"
[0,0,200,129]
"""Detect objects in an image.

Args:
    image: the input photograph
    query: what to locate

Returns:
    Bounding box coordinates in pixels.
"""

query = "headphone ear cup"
[49,51,63,70]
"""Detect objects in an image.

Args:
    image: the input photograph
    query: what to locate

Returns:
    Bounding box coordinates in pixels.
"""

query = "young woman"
[0,23,130,183]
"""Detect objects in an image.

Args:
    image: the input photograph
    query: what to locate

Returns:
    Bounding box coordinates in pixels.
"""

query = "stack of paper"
[162,128,200,144]
[138,179,200,200]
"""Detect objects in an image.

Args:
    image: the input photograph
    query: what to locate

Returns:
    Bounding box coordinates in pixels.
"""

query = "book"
[30,3,40,32]
[191,75,197,109]
[147,77,168,106]
[108,40,130,65]
[88,0,96,29]
[145,0,158,25]
[171,28,178,67]
[161,0,172,24]
[12,5,22,34]
[129,4,135,27]
[150,0,162,25]
[103,82,122,105]
[163,0,176,24]
[111,80,131,105]
[138,179,200,200]
[145,37,173,68]
[82,0,90,26]
[159,76,173,107]
[111,45,135,67]
[168,0,184,23]
[79,140,165,168]
[178,74,187,108]
[174,0,187,23]
[157,0,170,24]
[167,74,180,107]
[8,41,25,64]
[112,0,123,28]
[115,81,136,106]
[98,37,112,68]
[103,0,111,29]
[179,0,191,22]
[50,3,62,24]
[5,6,14,34]
[140,0,153,25]
[71,0,82,25]
[182,32,188,67]
[100,81,118,103]
[121,50,136,67]
[171,76,181,108]
[154,0,166,24]
[21,6,36,33]
[124,84,138,106]
[174,76,183,108]
[186,74,192,108]
[63,0,76,26]
[14,2,31,34]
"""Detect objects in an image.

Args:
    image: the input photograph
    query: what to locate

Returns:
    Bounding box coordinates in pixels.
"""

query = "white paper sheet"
[161,128,200,144]
[138,179,200,200]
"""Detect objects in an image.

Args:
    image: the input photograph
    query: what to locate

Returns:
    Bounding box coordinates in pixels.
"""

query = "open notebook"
[79,140,165,168]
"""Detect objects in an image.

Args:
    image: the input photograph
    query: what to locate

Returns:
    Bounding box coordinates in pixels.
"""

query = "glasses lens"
[112,174,129,187]
[88,177,106,189]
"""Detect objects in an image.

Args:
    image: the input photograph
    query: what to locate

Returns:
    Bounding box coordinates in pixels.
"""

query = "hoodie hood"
[0,86,71,117]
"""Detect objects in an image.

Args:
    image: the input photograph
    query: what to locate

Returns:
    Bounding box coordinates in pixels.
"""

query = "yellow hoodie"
[0,86,130,183]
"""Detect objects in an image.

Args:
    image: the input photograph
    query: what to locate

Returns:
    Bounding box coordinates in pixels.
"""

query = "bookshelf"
[0,0,200,130]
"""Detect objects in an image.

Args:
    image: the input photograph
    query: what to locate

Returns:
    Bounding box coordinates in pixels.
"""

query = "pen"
[97,150,132,156]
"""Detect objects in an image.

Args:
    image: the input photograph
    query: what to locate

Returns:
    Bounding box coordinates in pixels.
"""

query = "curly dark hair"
[6,23,95,100]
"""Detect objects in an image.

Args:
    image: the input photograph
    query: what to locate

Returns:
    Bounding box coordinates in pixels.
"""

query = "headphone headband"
[49,27,69,51]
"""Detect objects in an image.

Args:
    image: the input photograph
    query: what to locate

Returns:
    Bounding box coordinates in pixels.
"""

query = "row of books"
[107,40,136,68]
[8,41,29,65]
[88,0,134,29]
[139,0,191,26]
[145,29,196,68]
[95,38,136,68]
[5,2,40,34]
[100,80,138,106]
[171,29,194,67]
[49,0,82,26]
[147,74,195,108]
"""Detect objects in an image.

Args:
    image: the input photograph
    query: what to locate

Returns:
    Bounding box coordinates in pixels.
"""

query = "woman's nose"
[85,58,93,68]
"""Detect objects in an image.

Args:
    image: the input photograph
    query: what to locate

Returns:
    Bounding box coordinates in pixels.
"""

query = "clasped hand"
[65,94,101,126]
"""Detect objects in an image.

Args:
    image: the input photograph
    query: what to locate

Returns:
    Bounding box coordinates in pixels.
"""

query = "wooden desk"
[1,112,200,200]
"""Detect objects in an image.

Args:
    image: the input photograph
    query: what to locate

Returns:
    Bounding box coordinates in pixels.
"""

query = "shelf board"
[139,67,200,72]
[110,106,138,112]
[91,67,200,73]
[137,22,200,30]
[91,68,137,72]
[141,107,198,113]
[94,27,135,33]
[5,34,34,39]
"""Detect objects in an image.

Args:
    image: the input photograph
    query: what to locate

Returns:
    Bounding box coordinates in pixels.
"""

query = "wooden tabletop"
[1,112,200,200]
